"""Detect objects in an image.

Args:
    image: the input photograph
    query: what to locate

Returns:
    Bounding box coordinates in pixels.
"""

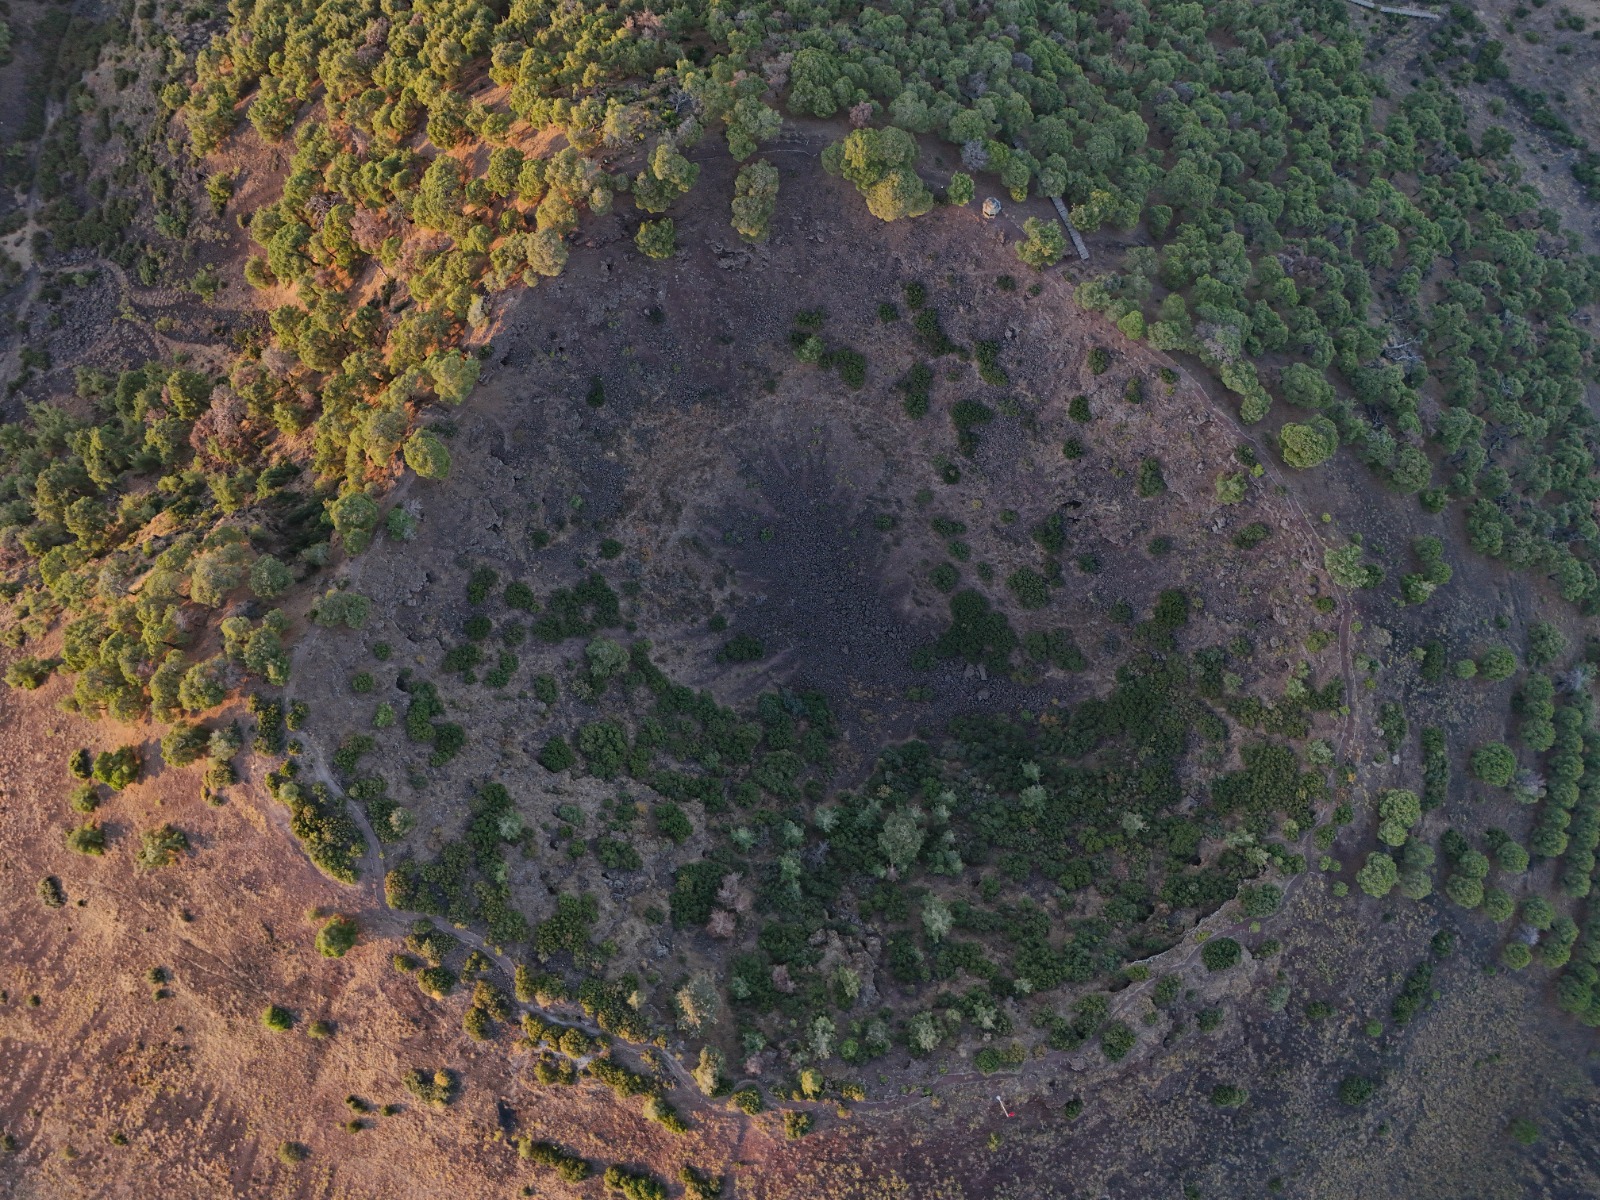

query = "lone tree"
[316,915,359,957]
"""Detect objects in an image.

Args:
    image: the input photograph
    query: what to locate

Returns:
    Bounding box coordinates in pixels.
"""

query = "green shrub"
[595,837,643,870]
[1210,1084,1248,1107]
[65,821,106,856]
[1279,417,1338,468]
[1238,883,1281,918]
[93,746,141,791]
[730,1087,764,1114]
[577,720,628,777]
[1509,1117,1540,1145]
[1201,937,1241,971]
[539,736,575,772]
[1500,942,1532,970]
[262,1004,294,1031]
[636,218,676,260]
[518,1139,591,1182]
[1231,522,1271,551]
[1338,1075,1376,1106]
[135,825,188,869]
[316,915,359,957]
[655,803,692,844]
[161,724,209,767]
[4,657,56,689]
[717,634,765,664]
[416,966,456,999]
[1099,1020,1136,1061]
[1480,646,1518,680]
[1006,567,1049,610]
[605,1165,669,1200]
[1135,457,1166,498]
[402,1067,457,1108]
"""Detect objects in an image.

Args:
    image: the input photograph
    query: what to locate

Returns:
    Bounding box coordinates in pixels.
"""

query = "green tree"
[1279,362,1334,409]
[161,723,209,767]
[1016,217,1066,269]
[725,96,781,160]
[526,229,569,278]
[313,591,372,629]
[404,430,452,480]
[730,161,779,243]
[1444,873,1483,909]
[1527,621,1566,668]
[878,809,924,870]
[823,127,931,222]
[1356,852,1398,898]
[249,555,292,600]
[634,144,699,213]
[947,173,974,207]
[316,915,360,957]
[190,542,254,607]
[1376,789,1421,847]
[178,657,229,712]
[65,821,107,856]
[1280,417,1339,469]
[1325,544,1380,589]
[1471,742,1517,787]
[135,824,188,869]
[1389,446,1432,494]
[413,157,466,233]
[1479,646,1518,680]
[93,746,142,790]
[635,218,677,260]
[426,350,481,404]
[329,492,381,554]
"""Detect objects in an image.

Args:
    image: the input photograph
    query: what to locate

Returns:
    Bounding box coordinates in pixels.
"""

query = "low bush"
[1201,937,1242,972]
[65,821,106,856]
[402,1067,457,1108]
[134,825,188,869]
[316,915,359,957]
[262,1004,294,1031]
